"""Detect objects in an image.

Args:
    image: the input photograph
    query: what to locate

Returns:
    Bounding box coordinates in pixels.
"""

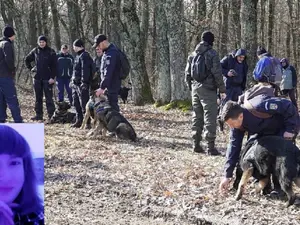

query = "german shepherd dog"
[235,135,300,207]
[49,101,76,124]
[81,93,137,141]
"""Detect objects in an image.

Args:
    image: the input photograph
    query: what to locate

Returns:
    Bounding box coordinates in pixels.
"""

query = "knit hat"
[38,35,47,43]
[92,34,107,48]
[201,31,214,46]
[73,39,84,48]
[3,26,15,38]
[256,46,267,56]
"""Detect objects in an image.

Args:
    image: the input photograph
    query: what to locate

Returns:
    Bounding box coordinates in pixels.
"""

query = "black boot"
[71,119,82,128]
[31,115,43,121]
[193,142,205,153]
[207,142,221,156]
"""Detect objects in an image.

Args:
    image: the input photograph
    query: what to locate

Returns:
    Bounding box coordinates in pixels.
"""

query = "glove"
[229,69,237,76]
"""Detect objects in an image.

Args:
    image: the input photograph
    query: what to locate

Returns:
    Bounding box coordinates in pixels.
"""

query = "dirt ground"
[14,86,300,225]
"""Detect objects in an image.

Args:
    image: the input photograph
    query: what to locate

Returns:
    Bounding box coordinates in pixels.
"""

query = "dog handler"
[219,96,299,194]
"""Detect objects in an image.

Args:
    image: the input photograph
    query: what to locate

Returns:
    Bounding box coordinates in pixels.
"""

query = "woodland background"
[1,0,299,105]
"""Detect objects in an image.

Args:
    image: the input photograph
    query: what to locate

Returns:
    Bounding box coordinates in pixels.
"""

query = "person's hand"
[48,78,55,84]
[227,71,234,77]
[219,177,231,194]
[0,201,16,225]
[220,93,226,100]
[95,88,105,97]
[283,131,295,140]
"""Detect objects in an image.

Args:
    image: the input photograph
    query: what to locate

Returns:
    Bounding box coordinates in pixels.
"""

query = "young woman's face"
[0,154,24,204]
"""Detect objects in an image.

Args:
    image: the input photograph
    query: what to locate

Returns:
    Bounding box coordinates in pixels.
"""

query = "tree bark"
[219,0,229,57]
[91,0,99,37]
[108,0,121,48]
[49,0,61,50]
[28,0,37,49]
[165,0,189,101]
[267,0,274,53]
[154,0,171,104]
[240,0,258,84]
[121,0,153,105]
[259,0,266,45]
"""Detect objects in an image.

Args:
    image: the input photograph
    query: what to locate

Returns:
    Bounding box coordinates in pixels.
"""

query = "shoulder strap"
[243,99,272,119]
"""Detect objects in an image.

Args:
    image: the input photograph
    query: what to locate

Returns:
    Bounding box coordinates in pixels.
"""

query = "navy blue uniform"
[0,37,22,122]
[25,46,57,119]
[71,49,93,122]
[224,95,299,178]
[100,44,121,112]
[221,49,248,102]
[56,52,73,104]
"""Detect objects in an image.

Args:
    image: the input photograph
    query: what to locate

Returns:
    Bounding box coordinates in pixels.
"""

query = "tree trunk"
[108,0,121,48]
[229,0,241,49]
[267,0,274,53]
[286,23,291,59]
[259,0,266,45]
[240,0,258,84]
[49,0,61,50]
[190,0,206,51]
[121,0,153,105]
[165,0,189,101]
[0,0,14,26]
[67,0,81,53]
[219,0,229,57]
[28,0,37,49]
[91,0,99,37]
[287,0,297,70]
[41,0,49,38]
[35,1,43,36]
[140,0,149,55]
[154,0,171,104]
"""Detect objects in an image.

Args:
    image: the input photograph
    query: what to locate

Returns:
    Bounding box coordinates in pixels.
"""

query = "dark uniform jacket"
[100,44,122,94]
[224,93,299,178]
[0,37,15,78]
[185,41,226,93]
[221,49,248,91]
[25,46,57,80]
[72,49,94,86]
[57,52,73,79]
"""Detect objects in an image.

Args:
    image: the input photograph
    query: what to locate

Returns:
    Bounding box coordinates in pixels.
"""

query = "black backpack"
[191,49,210,83]
[117,48,130,80]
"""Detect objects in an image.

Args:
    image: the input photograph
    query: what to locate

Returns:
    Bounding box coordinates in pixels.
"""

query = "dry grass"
[12,86,300,225]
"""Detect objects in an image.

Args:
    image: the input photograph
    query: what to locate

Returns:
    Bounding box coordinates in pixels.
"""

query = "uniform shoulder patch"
[269,103,278,110]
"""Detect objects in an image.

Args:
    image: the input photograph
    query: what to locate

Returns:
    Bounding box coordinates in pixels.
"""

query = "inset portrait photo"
[0,124,44,225]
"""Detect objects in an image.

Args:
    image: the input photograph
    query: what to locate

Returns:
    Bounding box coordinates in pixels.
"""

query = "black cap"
[38,35,47,43]
[73,39,84,48]
[3,25,15,38]
[61,44,68,49]
[257,46,267,56]
[201,31,215,46]
[92,34,107,48]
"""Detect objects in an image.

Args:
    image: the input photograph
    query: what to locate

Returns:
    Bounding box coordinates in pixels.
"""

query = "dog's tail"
[116,123,137,142]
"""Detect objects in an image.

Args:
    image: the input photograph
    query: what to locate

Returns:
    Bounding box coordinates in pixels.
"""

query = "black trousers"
[33,79,55,118]
[72,85,89,121]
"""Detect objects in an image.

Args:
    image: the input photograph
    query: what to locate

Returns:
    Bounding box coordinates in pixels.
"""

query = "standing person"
[185,31,226,155]
[93,34,122,112]
[70,39,94,128]
[221,49,248,102]
[56,44,74,105]
[0,25,22,123]
[25,35,57,122]
[280,58,298,109]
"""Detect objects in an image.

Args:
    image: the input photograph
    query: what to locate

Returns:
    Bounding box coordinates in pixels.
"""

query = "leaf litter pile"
[16,86,300,225]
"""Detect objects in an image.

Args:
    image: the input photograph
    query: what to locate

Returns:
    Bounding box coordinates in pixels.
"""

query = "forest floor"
[14,85,300,225]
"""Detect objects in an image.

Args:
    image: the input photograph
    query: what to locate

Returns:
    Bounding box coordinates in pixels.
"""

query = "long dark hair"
[0,125,43,215]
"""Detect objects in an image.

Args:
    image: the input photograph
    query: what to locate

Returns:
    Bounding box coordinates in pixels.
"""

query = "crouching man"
[219,94,299,195]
